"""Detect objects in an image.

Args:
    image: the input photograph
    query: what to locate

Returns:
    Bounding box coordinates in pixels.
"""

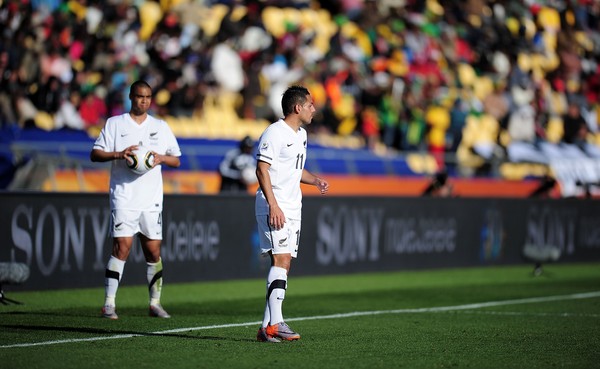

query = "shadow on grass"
[0,323,253,342]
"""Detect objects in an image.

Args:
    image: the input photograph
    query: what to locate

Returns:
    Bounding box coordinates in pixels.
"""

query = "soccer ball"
[126,146,155,175]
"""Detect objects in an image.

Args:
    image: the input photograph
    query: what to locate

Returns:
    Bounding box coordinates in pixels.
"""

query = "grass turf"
[1,263,599,369]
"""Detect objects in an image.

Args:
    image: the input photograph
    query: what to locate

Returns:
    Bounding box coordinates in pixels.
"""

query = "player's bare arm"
[90,145,139,162]
[151,152,180,168]
[256,160,286,229]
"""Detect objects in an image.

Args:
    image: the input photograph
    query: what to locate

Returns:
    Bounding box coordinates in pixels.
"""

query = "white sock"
[266,266,287,326]
[104,255,125,307]
[261,302,270,328]
[147,258,163,306]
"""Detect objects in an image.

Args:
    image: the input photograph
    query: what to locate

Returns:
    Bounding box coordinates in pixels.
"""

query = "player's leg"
[102,238,132,319]
[102,210,138,319]
[260,217,301,341]
[139,211,170,318]
[267,252,291,326]
[257,252,281,342]
[255,216,283,341]
[265,253,301,341]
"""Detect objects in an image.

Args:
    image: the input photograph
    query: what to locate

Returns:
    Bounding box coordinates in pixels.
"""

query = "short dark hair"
[129,80,152,98]
[281,85,310,116]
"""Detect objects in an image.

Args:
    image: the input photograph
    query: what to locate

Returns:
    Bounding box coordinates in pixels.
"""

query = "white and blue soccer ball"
[126,146,155,175]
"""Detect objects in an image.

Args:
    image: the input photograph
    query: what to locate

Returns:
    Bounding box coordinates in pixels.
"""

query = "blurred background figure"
[422,171,454,197]
[54,90,85,130]
[562,101,589,147]
[219,135,257,193]
[528,175,557,198]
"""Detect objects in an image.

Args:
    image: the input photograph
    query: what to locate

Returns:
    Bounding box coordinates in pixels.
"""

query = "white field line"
[2,291,599,349]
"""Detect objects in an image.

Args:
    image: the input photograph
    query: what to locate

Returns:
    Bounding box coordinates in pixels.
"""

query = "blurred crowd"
[1,0,600,174]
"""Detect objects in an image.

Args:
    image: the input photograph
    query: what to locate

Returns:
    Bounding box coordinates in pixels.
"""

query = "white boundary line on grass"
[2,290,600,349]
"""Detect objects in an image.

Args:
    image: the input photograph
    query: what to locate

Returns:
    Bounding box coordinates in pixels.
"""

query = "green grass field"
[1,263,599,369]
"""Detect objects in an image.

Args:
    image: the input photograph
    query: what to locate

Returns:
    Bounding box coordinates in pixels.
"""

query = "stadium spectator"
[0,49,17,126]
[90,80,181,320]
[482,81,510,127]
[32,76,63,114]
[255,85,329,342]
[53,90,85,130]
[562,101,589,145]
[79,89,107,130]
[218,135,257,193]
[448,97,469,152]
[14,90,38,128]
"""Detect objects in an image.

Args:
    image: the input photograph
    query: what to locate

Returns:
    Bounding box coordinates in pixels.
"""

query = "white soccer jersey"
[93,113,181,211]
[255,119,307,220]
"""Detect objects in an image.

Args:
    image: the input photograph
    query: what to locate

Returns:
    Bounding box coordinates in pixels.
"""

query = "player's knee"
[273,254,292,271]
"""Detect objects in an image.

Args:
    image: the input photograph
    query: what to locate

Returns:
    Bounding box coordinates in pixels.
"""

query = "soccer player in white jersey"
[255,85,329,342]
[90,80,181,320]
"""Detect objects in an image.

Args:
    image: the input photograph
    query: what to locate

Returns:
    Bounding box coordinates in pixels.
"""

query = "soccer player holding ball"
[255,86,329,342]
[90,80,181,319]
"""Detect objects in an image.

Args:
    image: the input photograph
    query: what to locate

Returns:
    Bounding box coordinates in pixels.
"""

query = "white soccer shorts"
[111,209,163,240]
[256,215,301,258]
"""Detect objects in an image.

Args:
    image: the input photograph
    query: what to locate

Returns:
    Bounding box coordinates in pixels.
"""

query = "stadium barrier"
[1,192,599,291]
[41,169,544,197]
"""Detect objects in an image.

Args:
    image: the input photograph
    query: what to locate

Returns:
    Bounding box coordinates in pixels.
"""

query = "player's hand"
[122,145,139,161]
[148,151,160,167]
[269,205,286,230]
[316,177,329,195]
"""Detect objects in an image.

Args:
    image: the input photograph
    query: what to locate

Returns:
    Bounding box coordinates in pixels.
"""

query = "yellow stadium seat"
[166,116,183,137]
[546,116,564,143]
[34,112,54,131]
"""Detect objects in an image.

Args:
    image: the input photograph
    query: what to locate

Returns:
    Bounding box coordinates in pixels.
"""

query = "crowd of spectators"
[1,0,599,175]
